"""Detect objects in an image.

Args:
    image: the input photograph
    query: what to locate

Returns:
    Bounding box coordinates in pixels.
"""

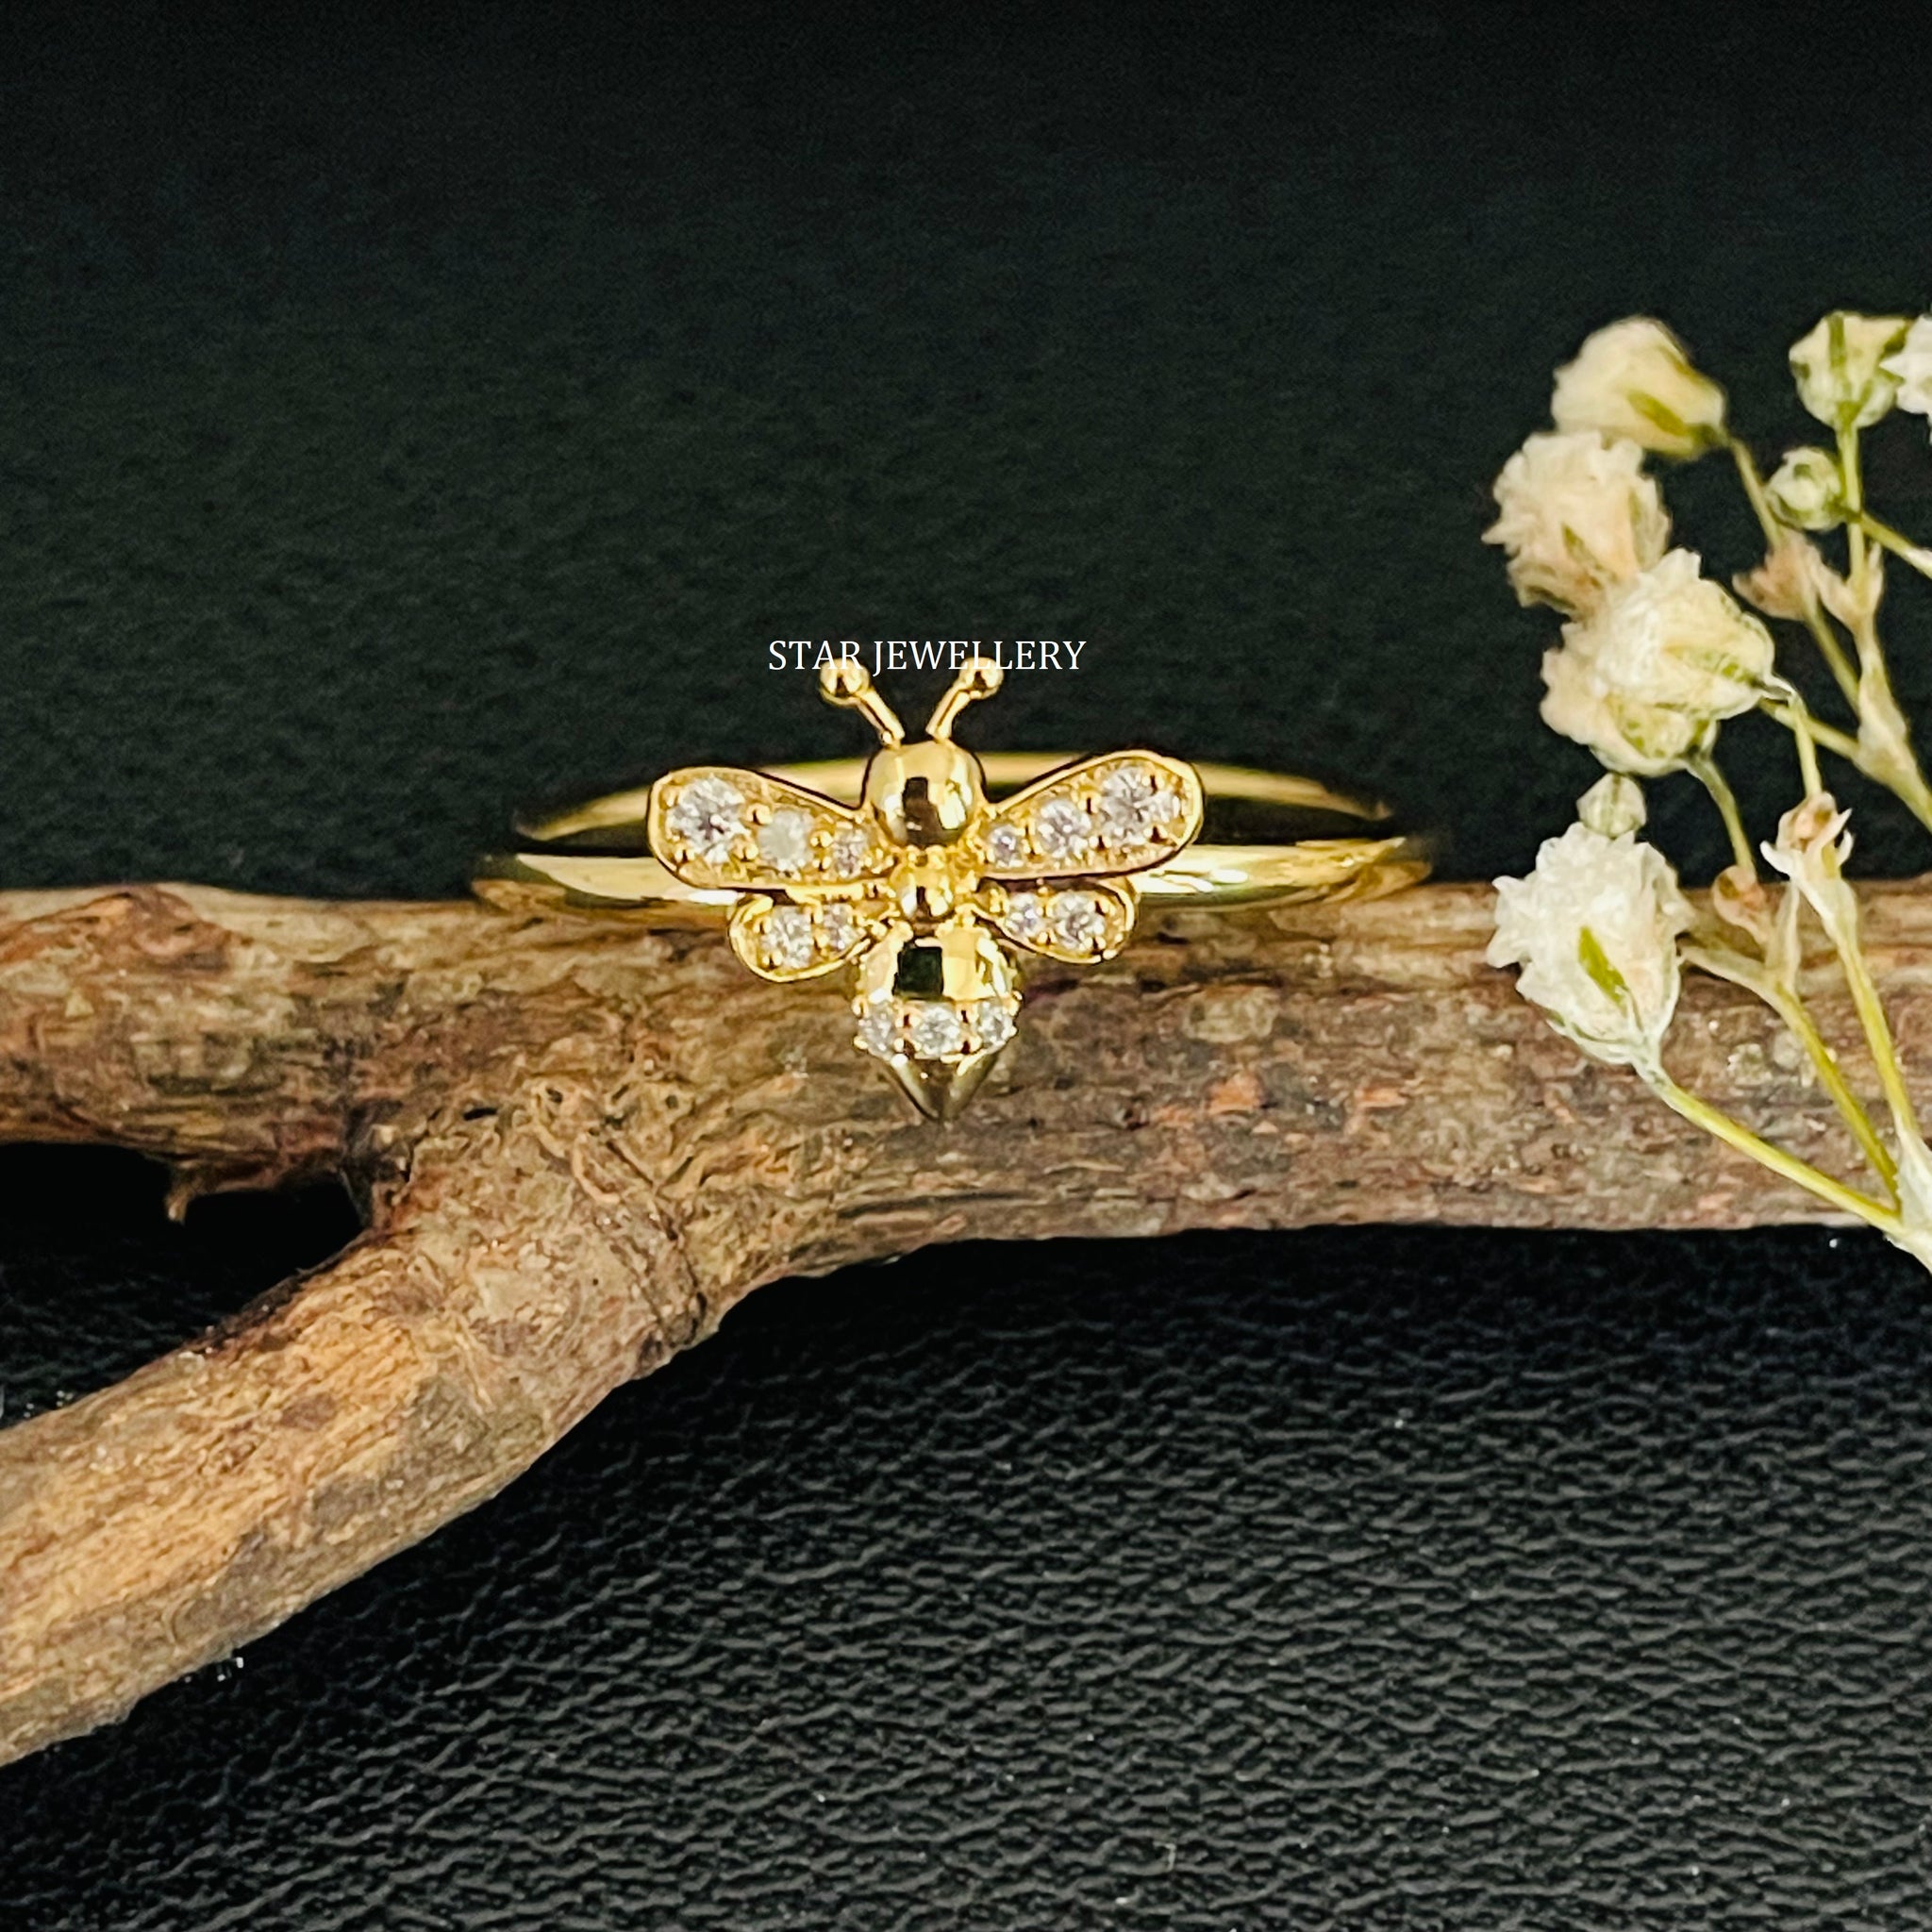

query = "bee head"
[820,658,1002,846]
[860,741,984,846]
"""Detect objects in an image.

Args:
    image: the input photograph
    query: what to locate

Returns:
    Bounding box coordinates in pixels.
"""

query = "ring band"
[488,758,1431,913]
[474,660,1432,1119]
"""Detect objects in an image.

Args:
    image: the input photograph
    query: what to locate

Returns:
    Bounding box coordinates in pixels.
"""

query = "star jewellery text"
[769,639,1087,673]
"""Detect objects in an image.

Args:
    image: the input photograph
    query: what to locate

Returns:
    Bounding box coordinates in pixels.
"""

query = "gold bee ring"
[475,658,1431,1120]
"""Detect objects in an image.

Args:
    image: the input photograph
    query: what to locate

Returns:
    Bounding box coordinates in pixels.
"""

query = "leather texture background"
[5,5,1932,1925]
[7,1163,1932,1930]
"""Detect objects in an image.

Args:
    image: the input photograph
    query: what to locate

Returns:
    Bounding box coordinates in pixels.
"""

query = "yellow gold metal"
[475,658,1431,1120]
[516,756,1388,843]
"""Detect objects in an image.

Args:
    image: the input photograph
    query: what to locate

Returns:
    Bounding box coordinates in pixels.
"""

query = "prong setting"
[649,681,1204,1117]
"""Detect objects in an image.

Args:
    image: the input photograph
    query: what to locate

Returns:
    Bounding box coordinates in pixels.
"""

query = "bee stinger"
[643,656,1205,1121]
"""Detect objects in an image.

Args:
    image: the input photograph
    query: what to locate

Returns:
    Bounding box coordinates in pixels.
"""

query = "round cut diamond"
[762,905,815,971]
[828,824,874,875]
[1097,765,1181,845]
[1049,891,1107,951]
[1032,796,1090,861]
[985,822,1027,867]
[819,903,859,955]
[908,1002,965,1058]
[666,775,745,863]
[973,1000,1016,1051]
[757,808,814,874]
[1004,891,1046,941]
[855,1005,898,1059]
[856,1005,897,1058]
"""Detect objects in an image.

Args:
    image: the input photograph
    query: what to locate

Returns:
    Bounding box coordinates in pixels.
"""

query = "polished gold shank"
[482,758,1429,918]
[519,755,1389,841]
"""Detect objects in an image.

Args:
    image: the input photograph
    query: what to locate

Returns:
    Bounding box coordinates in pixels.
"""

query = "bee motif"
[645,656,1204,1119]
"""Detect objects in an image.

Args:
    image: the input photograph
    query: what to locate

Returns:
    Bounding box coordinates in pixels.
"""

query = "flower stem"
[1729,435,1860,707]
[1764,699,1856,779]
[1819,428,1932,834]
[1767,685,1932,844]
[1766,988,1900,1196]
[1644,1067,1901,1229]
[1855,511,1932,581]
[1825,897,1924,1150]
[1839,425,1867,590]
[1788,700,1824,795]
[1682,941,1899,1198]
[1688,749,1755,876]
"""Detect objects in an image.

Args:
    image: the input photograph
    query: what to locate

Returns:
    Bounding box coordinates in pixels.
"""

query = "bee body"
[645,658,1202,1118]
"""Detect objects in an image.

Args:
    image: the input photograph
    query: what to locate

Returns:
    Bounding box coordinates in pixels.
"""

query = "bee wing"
[971,753,1203,881]
[648,767,891,892]
[985,878,1140,964]
[727,892,897,983]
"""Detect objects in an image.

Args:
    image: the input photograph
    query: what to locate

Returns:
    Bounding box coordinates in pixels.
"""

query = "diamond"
[855,1005,898,1059]
[1032,795,1090,861]
[1004,891,1046,941]
[908,1003,965,1058]
[665,775,745,864]
[1049,891,1107,951]
[973,1000,1015,1051]
[1096,765,1179,846]
[819,903,859,955]
[762,904,815,971]
[757,808,814,874]
[828,824,874,874]
[985,822,1027,867]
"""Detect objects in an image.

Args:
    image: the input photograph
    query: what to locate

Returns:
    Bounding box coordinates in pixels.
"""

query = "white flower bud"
[1709,863,1777,953]
[1540,632,1710,778]
[1576,773,1646,838]
[1571,549,1774,720]
[1483,431,1671,615]
[1764,446,1844,531]
[1733,534,1834,622]
[1881,314,1932,422]
[1490,823,1693,1071]
[1761,792,1857,945]
[1551,318,1727,459]
[1790,310,1910,432]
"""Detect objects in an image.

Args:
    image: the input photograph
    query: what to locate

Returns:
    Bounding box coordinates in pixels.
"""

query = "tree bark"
[1,876,1925,1768]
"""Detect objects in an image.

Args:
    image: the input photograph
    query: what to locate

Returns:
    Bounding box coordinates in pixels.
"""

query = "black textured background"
[7,6,1932,1927]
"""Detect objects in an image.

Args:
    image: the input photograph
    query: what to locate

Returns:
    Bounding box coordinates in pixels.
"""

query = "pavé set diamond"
[644,660,1203,1117]
[486,664,1431,1120]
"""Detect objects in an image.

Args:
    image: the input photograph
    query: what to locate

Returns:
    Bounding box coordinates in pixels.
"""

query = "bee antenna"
[924,657,1004,741]
[819,658,905,745]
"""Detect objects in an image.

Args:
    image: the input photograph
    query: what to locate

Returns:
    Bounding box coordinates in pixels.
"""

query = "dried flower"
[1790,310,1910,432]
[1761,792,1857,944]
[1497,309,1932,1263]
[1568,549,1774,719]
[1733,533,1832,622]
[1881,314,1932,422]
[1764,446,1844,531]
[1551,318,1727,459]
[1576,773,1646,838]
[1539,628,1711,777]
[1539,552,1773,776]
[1483,431,1670,615]
[1490,823,1693,1071]
[1709,862,1777,953]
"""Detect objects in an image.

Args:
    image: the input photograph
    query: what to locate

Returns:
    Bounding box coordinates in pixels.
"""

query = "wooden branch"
[4,876,1929,1768]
